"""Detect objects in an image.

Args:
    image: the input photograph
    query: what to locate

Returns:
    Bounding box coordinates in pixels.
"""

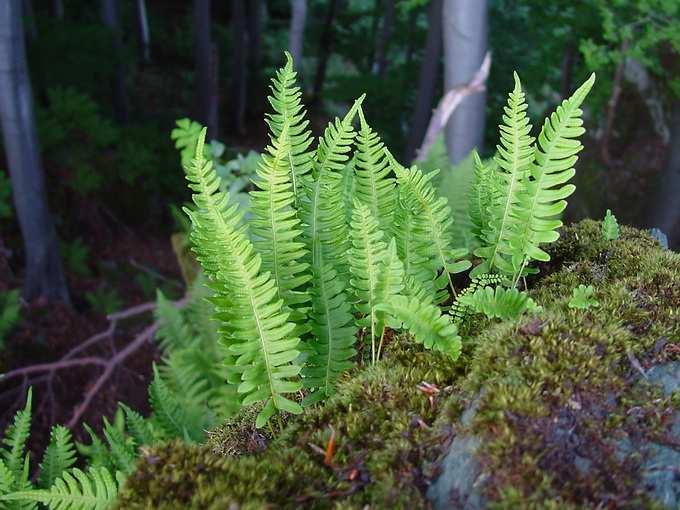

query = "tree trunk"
[22,0,37,40]
[312,0,340,105]
[230,0,247,134]
[288,0,307,69]
[372,0,395,77]
[0,0,69,303]
[404,0,443,163]
[653,101,680,248]
[194,0,218,138]
[246,0,263,116]
[49,0,63,19]
[100,0,128,123]
[442,0,488,164]
[136,0,151,62]
[560,40,576,99]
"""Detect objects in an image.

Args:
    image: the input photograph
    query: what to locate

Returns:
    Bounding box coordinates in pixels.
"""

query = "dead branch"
[415,52,491,162]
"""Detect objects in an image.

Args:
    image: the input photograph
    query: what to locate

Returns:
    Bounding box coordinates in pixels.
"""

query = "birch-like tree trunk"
[0,0,69,302]
[312,0,340,105]
[136,0,151,62]
[101,0,128,123]
[289,0,307,68]
[442,0,488,164]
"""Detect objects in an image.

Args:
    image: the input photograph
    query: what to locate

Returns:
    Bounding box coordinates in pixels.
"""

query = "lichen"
[116,220,679,509]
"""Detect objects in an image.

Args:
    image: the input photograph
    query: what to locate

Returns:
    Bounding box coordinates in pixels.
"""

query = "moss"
[117,220,679,508]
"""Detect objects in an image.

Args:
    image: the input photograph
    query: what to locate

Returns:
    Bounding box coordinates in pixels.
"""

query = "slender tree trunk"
[100,0,128,123]
[653,101,680,248]
[288,0,307,69]
[373,0,395,77]
[601,39,630,166]
[246,0,264,116]
[230,0,247,134]
[49,0,63,19]
[136,0,151,62]
[194,0,218,138]
[312,0,340,105]
[404,0,443,163]
[0,0,69,303]
[442,0,488,164]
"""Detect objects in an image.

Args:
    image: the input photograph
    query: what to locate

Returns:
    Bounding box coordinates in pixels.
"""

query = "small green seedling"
[568,284,599,309]
[602,209,620,240]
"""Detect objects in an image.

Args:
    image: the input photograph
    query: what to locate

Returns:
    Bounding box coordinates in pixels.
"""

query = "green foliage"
[39,426,77,489]
[450,274,504,326]
[568,284,600,309]
[0,171,12,220]
[170,118,204,168]
[0,290,20,351]
[0,389,32,498]
[602,209,620,240]
[85,288,122,316]
[61,239,91,278]
[457,285,542,321]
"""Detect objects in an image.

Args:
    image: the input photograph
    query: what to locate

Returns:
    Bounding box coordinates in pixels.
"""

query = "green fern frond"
[457,286,542,320]
[249,123,311,326]
[170,118,205,168]
[375,296,461,359]
[0,459,14,498]
[0,289,20,346]
[509,74,596,280]
[568,284,599,309]
[340,157,357,224]
[183,128,303,428]
[76,426,113,472]
[468,152,495,247]
[451,273,504,326]
[393,161,471,301]
[473,73,535,277]
[154,290,193,353]
[602,208,620,240]
[266,51,314,206]
[1,389,31,488]
[38,426,76,489]
[1,467,121,510]
[354,108,396,233]
[118,404,157,448]
[101,418,136,475]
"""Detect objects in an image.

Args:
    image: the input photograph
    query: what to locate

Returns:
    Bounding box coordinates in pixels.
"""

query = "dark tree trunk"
[288,0,307,69]
[312,0,340,105]
[230,0,247,134]
[0,0,69,303]
[404,0,443,163]
[246,0,264,116]
[560,40,576,99]
[100,0,128,123]
[194,0,218,138]
[654,101,680,248]
[373,0,395,77]
[49,0,63,19]
[442,0,488,164]
[136,0,151,62]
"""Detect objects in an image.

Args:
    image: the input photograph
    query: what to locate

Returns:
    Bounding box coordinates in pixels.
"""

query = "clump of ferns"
[183,52,596,428]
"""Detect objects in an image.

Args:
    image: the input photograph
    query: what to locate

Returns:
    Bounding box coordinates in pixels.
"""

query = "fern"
[183,129,303,428]
[118,404,157,448]
[1,389,32,491]
[473,73,535,277]
[154,290,193,352]
[76,426,113,472]
[375,296,461,359]
[568,284,599,309]
[354,108,396,233]
[340,157,357,224]
[457,286,542,320]
[265,51,314,206]
[170,118,205,168]
[2,467,121,510]
[602,209,620,240]
[468,153,495,248]
[38,426,77,489]
[0,289,20,348]
[100,419,136,475]
[450,273,504,326]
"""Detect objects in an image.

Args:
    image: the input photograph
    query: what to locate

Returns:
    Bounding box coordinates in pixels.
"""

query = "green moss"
[117,220,679,508]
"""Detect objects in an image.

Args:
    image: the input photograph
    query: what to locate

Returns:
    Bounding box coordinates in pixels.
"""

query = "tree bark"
[653,101,680,248]
[404,0,443,163]
[230,0,247,134]
[136,0,151,62]
[0,0,69,303]
[49,0,63,19]
[194,0,218,138]
[373,0,395,77]
[312,0,340,105]
[288,0,307,69]
[100,0,128,123]
[246,0,263,115]
[442,0,488,164]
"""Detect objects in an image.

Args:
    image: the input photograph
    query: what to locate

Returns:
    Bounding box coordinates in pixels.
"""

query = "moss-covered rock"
[117,220,679,509]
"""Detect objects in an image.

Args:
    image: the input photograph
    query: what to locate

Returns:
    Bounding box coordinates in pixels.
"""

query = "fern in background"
[602,209,620,240]
[0,289,20,352]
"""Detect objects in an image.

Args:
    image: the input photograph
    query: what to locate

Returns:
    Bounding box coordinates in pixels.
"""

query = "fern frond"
[76,426,113,472]
[473,73,535,277]
[509,74,596,281]
[154,290,193,353]
[249,123,311,326]
[393,160,471,301]
[118,404,157,448]
[354,108,396,232]
[602,208,619,241]
[183,128,303,428]
[1,467,121,510]
[266,51,314,206]
[468,152,495,247]
[450,273,504,326]
[0,459,14,498]
[375,296,461,359]
[340,157,357,223]
[457,286,542,320]
[1,389,31,487]
[101,418,136,475]
[38,426,76,489]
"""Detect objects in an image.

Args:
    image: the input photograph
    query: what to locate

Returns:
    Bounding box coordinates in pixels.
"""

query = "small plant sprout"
[602,209,620,240]
[568,284,599,309]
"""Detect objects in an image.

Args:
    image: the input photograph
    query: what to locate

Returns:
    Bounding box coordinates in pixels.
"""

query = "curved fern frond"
[76,426,112,472]
[266,51,314,206]
[119,404,157,448]
[183,128,303,428]
[2,467,121,510]
[450,273,504,326]
[250,123,311,326]
[373,238,405,359]
[510,74,596,281]
[1,388,31,487]
[38,426,76,489]
[473,73,535,277]
[457,286,542,320]
[101,419,136,475]
[375,296,461,359]
[0,459,14,497]
[154,290,193,353]
[355,108,396,232]
[468,152,495,247]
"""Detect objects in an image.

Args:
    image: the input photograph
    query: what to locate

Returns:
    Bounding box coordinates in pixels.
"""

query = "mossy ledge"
[116,220,679,509]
